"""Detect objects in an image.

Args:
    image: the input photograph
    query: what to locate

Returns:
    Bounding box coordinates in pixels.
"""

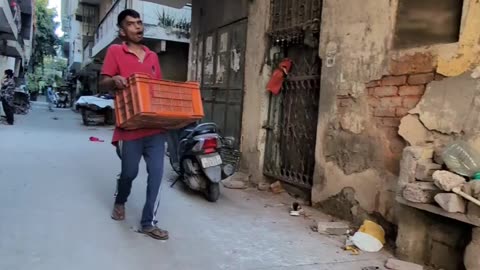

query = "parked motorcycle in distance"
[169,123,235,202]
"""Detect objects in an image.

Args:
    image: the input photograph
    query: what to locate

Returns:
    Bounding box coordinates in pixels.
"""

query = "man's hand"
[113,75,127,90]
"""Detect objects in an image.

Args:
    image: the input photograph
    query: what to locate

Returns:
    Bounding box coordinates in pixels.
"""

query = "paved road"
[0,102,389,270]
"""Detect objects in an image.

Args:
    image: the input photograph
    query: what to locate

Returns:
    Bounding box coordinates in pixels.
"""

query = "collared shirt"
[0,77,15,105]
[101,42,164,144]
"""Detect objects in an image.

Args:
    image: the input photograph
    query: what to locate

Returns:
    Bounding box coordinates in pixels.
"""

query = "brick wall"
[365,72,444,173]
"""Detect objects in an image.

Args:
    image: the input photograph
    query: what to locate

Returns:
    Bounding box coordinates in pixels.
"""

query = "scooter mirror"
[223,137,236,148]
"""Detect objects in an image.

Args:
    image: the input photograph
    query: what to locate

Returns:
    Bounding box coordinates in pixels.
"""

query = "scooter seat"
[181,123,217,139]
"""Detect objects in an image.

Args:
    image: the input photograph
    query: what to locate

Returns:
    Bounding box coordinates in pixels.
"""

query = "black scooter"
[169,123,235,202]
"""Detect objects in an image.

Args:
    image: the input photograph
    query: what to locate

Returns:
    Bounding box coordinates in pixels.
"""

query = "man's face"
[120,15,144,43]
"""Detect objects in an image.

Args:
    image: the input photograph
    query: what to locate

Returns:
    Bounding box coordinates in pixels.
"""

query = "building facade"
[61,0,192,97]
[0,0,34,80]
[187,0,480,268]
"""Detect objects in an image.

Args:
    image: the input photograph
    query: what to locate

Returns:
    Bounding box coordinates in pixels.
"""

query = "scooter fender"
[202,166,223,183]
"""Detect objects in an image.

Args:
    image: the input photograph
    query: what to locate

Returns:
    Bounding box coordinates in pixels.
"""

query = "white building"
[62,0,191,95]
[0,0,34,78]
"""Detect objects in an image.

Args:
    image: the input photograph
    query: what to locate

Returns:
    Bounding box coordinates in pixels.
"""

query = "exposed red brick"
[380,96,403,107]
[381,75,407,86]
[368,87,375,96]
[403,96,422,109]
[375,107,396,117]
[366,80,381,88]
[434,73,446,81]
[380,126,399,139]
[399,85,425,96]
[337,99,352,107]
[368,96,380,107]
[408,73,434,85]
[389,136,407,154]
[396,107,410,117]
[373,86,398,97]
[388,52,436,75]
[381,117,401,127]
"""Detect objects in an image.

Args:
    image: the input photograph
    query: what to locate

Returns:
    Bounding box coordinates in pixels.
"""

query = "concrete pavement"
[0,102,389,270]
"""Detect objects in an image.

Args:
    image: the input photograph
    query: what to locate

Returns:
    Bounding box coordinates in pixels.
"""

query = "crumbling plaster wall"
[313,0,398,222]
[313,0,480,226]
[239,0,271,183]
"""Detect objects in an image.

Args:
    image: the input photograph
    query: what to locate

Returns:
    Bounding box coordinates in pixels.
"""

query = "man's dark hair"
[117,9,141,27]
[4,69,13,78]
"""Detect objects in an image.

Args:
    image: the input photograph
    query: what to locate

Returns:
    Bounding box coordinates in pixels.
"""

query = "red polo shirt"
[101,42,165,144]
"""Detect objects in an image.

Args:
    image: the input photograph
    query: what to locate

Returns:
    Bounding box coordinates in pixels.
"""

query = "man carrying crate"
[99,9,168,240]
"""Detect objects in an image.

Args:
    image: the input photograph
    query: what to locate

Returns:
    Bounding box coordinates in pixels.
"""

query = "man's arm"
[99,75,117,90]
[100,46,126,91]
[100,75,127,91]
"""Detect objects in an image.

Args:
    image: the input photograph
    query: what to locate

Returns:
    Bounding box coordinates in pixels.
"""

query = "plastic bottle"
[442,141,480,178]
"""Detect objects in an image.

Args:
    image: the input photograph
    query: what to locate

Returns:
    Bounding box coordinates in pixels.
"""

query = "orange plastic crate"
[115,73,204,130]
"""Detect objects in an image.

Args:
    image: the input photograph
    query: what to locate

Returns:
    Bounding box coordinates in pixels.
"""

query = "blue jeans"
[114,134,166,228]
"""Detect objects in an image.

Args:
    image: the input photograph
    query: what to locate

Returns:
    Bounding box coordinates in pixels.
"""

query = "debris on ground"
[289,202,304,216]
[361,267,380,270]
[270,181,285,194]
[89,136,104,142]
[344,236,360,255]
[385,258,423,270]
[222,172,249,189]
[351,220,385,252]
[222,179,247,189]
[257,181,270,191]
[52,117,59,120]
[344,244,360,255]
[317,221,349,235]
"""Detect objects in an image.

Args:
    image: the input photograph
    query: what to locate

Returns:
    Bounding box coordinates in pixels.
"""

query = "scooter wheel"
[205,182,220,202]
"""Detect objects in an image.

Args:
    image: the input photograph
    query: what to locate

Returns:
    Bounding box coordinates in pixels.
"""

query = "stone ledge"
[396,196,480,227]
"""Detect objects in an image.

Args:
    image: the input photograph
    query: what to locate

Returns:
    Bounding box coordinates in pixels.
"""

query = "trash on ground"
[351,220,385,252]
[362,267,380,270]
[317,221,349,235]
[289,202,304,216]
[270,181,285,194]
[344,243,360,255]
[89,136,104,142]
[385,258,423,270]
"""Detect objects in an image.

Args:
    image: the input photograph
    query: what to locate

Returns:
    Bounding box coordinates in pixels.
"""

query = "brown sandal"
[141,226,169,240]
[111,204,125,220]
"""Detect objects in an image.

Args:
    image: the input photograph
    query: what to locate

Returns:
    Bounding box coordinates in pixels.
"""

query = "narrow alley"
[0,102,388,269]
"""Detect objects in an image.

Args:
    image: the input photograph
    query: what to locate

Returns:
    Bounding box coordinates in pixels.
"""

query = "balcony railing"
[94,0,127,45]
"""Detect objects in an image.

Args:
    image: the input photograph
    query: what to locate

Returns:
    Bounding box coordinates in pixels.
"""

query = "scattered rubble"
[222,172,249,189]
[462,181,480,197]
[433,170,466,192]
[270,181,285,194]
[415,161,442,181]
[385,258,423,270]
[403,182,441,203]
[222,180,247,189]
[317,221,349,235]
[257,182,270,191]
[434,193,466,213]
